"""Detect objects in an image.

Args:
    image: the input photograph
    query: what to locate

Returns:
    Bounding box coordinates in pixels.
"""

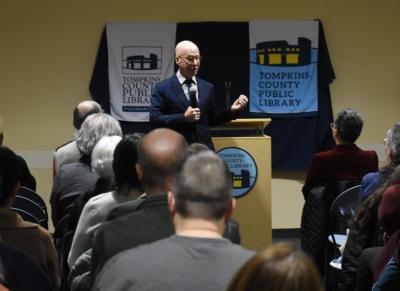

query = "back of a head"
[334,108,363,144]
[385,123,400,164]
[173,150,232,220]
[186,142,211,156]
[73,100,103,130]
[227,243,322,291]
[0,146,21,207]
[137,128,188,194]
[113,133,144,195]
[91,135,122,181]
[75,113,122,156]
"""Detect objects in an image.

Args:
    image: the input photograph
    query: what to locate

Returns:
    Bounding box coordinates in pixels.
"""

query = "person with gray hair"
[302,108,378,195]
[93,151,254,291]
[360,123,400,201]
[54,100,103,176]
[67,134,144,269]
[50,113,122,227]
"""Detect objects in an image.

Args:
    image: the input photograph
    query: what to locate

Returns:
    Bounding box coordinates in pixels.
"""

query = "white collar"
[176,70,197,85]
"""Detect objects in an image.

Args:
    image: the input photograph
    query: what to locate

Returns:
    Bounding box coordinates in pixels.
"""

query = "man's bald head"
[175,41,199,57]
[73,100,103,130]
[137,128,188,194]
[175,40,201,79]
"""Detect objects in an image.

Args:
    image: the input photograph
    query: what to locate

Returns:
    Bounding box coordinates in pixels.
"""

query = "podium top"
[213,118,271,135]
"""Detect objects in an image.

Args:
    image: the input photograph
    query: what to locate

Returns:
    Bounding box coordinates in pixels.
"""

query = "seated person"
[372,240,400,290]
[302,108,378,197]
[356,183,400,290]
[50,113,122,227]
[360,123,400,202]
[54,100,103,176]
[68,134,142,268]
[93,150,254,291]
[227,243,323,291]
[0,118,36,191]
[90,129,187,280]
[339,167,400,291]
[0,146,59,290]
[0,242,53,291]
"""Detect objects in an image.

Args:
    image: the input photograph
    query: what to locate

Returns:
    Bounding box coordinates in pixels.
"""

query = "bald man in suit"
[150,40,248,150]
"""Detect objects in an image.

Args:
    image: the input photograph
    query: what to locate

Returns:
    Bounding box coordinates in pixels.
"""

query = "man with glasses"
[150,40,248,150]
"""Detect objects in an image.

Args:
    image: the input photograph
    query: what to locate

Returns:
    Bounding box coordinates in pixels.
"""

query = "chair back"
[328,185,362,244]
[58,194,80,220]
[17,186,48,219]
[11,195,48,229]
[11,207,40,225]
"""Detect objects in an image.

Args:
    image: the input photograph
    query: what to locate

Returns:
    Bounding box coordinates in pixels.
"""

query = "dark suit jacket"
[150,75,236,150]
[302,144,378,196]
[0,243,52,291]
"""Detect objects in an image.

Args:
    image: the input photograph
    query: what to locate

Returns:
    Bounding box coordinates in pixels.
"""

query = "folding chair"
[11,195,48,229]
[326,184,361,290]
[17,186,48,220]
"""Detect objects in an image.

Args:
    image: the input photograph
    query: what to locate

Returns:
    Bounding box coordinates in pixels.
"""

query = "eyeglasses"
[179,55,202,64]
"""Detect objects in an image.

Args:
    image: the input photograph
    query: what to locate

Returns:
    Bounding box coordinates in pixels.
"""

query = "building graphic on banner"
[125,53,158,70]
[120,47,162,113]
[249,23,319,116]
[255,37,311,66]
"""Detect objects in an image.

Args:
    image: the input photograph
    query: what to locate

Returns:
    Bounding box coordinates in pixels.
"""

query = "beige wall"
[1,0,399,229]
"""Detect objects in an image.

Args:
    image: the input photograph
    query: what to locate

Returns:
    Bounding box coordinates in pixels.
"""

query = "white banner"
[106,22,176,121]
[249,20,319,115]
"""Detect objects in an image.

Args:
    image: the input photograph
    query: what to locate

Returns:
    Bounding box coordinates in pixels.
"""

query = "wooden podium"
[212,118,272,251]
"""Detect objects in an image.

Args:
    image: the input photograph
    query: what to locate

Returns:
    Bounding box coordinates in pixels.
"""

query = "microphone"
[189,86,198,108]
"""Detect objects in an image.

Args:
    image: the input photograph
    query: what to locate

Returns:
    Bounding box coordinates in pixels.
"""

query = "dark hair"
[173,151,232,220]
[0,146,21,206]
[113,133,144,195]
[227,243,322,291]
[354,165,400,229]
[333,109,363,144]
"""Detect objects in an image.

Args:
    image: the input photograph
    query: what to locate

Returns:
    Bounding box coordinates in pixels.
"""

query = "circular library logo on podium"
[217,147,258,198]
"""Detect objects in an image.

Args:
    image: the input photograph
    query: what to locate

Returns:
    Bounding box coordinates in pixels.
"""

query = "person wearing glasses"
[302,108,378,196]
[150,40,248,150]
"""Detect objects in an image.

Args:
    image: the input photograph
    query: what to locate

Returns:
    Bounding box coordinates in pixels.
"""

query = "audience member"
[68,134,142,268]
[360,123,400,202]
[339,166,400,291]
[0,116,36,191]
[302,108,378,196]
[227,243,323,291]
[0,146,59,290]
[50,113,122,227]
[90,128,187,280]
[372,239,400,290]
[0,242,52,291]
[355,182,400,290]
[93,150,254,291]
[53,100,103,176]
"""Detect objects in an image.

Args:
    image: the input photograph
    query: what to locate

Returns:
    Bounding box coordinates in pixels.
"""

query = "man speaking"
[150,40,248,150]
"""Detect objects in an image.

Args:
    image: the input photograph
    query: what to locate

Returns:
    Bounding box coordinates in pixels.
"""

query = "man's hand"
[184,106,201,122]
[231,95,248,112]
